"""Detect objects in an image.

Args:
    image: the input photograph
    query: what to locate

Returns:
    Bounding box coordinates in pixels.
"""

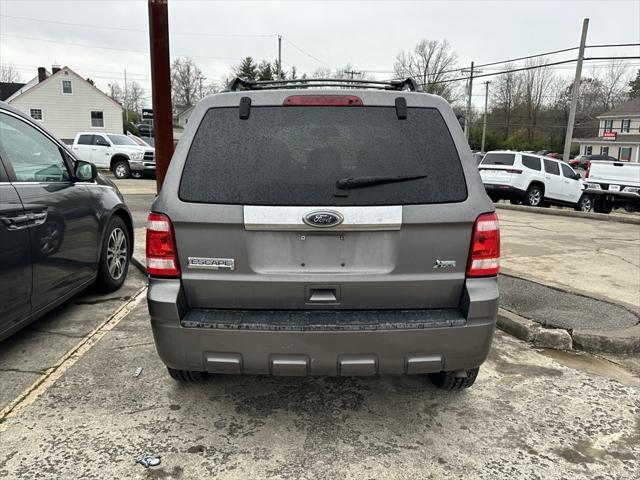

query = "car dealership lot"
[1,178,639,479]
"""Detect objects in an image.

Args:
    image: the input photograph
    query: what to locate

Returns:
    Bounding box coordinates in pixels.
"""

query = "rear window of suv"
[179,106,467,206]
[481,153,515,166]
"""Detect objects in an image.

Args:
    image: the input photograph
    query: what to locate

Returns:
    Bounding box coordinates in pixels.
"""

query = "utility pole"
[481,81,491,153]
[277,35,282,79]
[124,69,129,126]
[148,0,174,192]
[563,18,589,163]
[343,70,362,80]
[464,61,475,141]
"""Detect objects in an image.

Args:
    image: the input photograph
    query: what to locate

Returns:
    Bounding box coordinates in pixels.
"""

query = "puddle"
[542,349,640,387]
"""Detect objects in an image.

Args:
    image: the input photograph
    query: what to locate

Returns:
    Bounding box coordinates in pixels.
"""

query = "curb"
[497,308,640,354]
[496,203,640,225]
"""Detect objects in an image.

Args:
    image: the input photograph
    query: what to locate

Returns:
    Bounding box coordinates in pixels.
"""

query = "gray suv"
[146,78,499,389]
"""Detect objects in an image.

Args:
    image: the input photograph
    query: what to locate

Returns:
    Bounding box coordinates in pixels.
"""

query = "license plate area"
[608,184,620,192]
[246,230,398,274]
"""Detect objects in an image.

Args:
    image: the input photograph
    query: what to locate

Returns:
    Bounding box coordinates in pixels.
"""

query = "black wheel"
[525,185,543,207]
[575,194,593,212]
[95,216,130,292]
[130,170,143,179]
[593,198,613,214]
[509,199,522,205]
[429,367,479,390]
[623,203,638,213]
[167,367,210,382]
[112,160,131,179]
[488,194,500,203]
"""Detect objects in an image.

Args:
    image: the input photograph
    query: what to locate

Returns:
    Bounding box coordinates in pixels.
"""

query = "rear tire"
[509,199,522,205]
[112,160,131,179]
[429,367,479,390]
[575,194,593,212]
[130,170,143,179]
[593,198,613,214]
[167,367,210,382]
[525,185,543,207]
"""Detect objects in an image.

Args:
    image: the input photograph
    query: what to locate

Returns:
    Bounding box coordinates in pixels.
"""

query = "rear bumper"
[147,277,498,376]
[483,184,526,200]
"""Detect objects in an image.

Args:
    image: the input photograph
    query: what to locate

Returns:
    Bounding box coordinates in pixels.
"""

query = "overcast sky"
[1,0,639,107]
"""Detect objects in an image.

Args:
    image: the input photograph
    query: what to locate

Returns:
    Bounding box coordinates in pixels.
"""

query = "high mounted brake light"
[282,95,364,106]
[146,213,180,277]
[466,212,500,277]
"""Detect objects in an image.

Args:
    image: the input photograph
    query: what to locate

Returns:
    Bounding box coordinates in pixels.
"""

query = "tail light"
[585,161,591,178]
[146,213,180,277]
[466,212,500,277]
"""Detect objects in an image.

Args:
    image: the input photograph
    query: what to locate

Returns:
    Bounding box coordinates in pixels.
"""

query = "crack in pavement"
[595,248,640,268]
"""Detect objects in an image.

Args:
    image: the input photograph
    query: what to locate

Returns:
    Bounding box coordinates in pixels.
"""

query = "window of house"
[600,146,609,156]
[90,111,104,128]
[619,147,632,161]
[585,145,592,155]
[62,79,73,94]
[621,119,631,133]
[603,119,613,132]
[29,108,43,121]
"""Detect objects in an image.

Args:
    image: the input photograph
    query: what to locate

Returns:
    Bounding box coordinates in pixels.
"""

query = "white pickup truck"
[584,161,640,213]
[71,132,155,179]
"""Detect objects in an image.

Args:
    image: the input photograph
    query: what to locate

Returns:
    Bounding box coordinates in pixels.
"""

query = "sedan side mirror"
[75,160,97,181]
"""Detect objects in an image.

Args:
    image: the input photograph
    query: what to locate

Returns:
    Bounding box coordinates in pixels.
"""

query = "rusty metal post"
[148,0,173,192]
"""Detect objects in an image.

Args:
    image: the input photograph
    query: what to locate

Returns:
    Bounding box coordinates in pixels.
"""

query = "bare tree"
[520,58,555,141]
[591,59,630,111]
[491,63,522,137]
[107,81,145,113]
[393,39,459,101]
[171,57,204,107]
[0,63,21,83]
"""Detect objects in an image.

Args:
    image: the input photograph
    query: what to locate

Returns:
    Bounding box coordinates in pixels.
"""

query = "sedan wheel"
[107,227,127,281]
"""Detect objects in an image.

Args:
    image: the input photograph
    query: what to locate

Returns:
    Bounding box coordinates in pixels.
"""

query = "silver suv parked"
[146,78,500,389]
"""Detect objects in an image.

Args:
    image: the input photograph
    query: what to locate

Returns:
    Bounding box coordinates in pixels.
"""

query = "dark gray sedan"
[0,102,134,341]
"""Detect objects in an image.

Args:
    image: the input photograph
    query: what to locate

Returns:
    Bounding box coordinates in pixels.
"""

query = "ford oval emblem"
[302,210,344,228]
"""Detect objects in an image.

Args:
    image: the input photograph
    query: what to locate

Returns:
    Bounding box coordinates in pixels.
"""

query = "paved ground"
[0,266,147,412]
[1,297,638,480]
[1,176,638,479]
[498,208,640,312]
[498,275,638,330]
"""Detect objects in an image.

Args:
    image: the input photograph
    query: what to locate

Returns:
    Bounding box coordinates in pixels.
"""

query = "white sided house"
[572,97,640,163]
[6,66,123,143]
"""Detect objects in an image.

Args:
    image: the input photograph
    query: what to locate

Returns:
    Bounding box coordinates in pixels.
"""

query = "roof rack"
[224,77,422,93]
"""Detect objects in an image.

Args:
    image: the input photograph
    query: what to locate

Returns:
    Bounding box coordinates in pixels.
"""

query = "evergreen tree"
[235,57,258,80]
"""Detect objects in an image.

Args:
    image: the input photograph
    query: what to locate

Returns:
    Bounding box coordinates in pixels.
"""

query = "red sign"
[602,131,617,140]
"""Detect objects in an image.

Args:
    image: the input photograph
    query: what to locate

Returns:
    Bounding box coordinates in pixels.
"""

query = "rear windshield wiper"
[336,174,427,191]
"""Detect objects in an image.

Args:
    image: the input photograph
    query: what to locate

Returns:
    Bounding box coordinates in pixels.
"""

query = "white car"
[71,132,155,179]
[479,151,589,210]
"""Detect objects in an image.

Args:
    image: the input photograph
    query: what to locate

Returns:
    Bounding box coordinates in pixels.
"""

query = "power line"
[281,37,335,69]
[423,56,640,86]
[0,33,241,60]
[0,14,275,38]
